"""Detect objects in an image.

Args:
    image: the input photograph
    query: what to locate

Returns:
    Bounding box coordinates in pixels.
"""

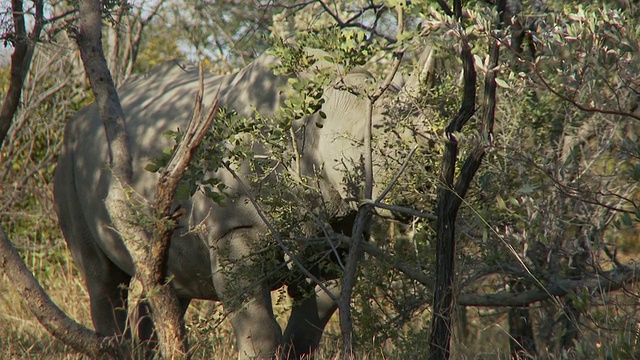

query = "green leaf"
[145,163,160,173]
[629,163,640,181]
[175,184,191,201]
[518,183,537,194]
[495,78,510,89]
[496,195,507,210]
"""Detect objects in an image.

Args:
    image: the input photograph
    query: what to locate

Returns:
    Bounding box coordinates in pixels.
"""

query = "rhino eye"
[315,122,324,128]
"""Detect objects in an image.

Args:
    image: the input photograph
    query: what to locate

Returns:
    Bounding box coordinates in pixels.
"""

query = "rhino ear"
[402,45,437,95]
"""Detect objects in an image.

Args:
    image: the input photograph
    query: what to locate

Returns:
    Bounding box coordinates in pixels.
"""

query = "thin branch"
[436,0,453,16]
[375,144,417,202]
[0,0,44,148]
[316,0,397,43]
[500,38,640,121]
[359,199,437,220]
[337,233,640,308]
[532,61,640,121]
[339,4,406,357]
[457,262,640,307]
[337,234,430,286]
[43,8,77,26]
[221,162,338,302]
[153,70,219,278]
[511,149,637,213]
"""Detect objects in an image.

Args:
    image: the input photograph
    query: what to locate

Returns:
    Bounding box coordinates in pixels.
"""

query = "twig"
[457,262,640,306]
[375,144,418,203]
[339,4,406,358]
[499,37,640,122]
[221,162,338,302]
[359,199,437,220]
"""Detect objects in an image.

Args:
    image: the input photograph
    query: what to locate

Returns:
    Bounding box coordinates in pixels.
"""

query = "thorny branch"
[339,3,406,357]
[317,0,396,43]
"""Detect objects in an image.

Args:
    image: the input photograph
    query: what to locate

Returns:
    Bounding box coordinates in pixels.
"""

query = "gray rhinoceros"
[54,50,425,359]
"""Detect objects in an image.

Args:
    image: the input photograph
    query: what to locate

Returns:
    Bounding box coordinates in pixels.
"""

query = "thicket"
[1,0,639,359]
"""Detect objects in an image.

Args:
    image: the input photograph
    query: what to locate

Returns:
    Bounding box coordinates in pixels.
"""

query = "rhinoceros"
[54,50,427,359]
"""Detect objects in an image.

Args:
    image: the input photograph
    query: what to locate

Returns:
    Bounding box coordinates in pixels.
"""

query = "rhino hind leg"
[55,203,129,337]
[59,213,192,352]
[85,260,131,337]
[282,281,340,359]
[59,221,133,340]
[55,169,168,348]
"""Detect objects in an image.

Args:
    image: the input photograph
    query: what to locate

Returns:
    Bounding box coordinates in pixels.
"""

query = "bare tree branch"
[0,0,44,148]
[360,199,437,220]
[336,233,640,309]
[0,227,119,358]
[153,71,219,279]
[339,4,406,357]
[457,262,640,307]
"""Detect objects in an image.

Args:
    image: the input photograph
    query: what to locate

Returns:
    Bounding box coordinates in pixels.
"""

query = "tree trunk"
[72,0,191,357]
[0,2,120,358]
[427,23,478,360]
[0,0,43,148]
[508,305,536,359]
[428,0,505,357]
[508,280,537,360]
[559,296,580,351]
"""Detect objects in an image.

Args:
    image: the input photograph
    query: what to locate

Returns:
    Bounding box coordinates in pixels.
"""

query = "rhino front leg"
[211,228,283,359]
[282,281,340,359]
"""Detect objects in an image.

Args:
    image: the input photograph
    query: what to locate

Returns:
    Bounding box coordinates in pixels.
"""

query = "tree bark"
[508,305,536,359]
[0,0,43,148]
[508,280,537,359]
[428,0,504,358]
[428,27,477,360]
[0,2,119,357]
[72,0,191,357]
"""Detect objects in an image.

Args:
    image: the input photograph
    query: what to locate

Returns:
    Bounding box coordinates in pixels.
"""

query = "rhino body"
[54,52,410,359]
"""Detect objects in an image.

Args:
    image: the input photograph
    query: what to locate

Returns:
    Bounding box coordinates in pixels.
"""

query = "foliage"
[451,1,640,357]
[2,0,640,358]
[1,44,90,250]
[163,0,291,70]
[134,20,185,74]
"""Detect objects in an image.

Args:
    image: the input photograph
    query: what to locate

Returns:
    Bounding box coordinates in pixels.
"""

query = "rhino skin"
[54,52,417,359]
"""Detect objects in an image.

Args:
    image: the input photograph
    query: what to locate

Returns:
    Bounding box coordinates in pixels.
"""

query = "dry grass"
[0,240,346,359]
[0,242,428,359]
[0,242,512,360]
[8,237,636,360]
[1,243,90,359]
